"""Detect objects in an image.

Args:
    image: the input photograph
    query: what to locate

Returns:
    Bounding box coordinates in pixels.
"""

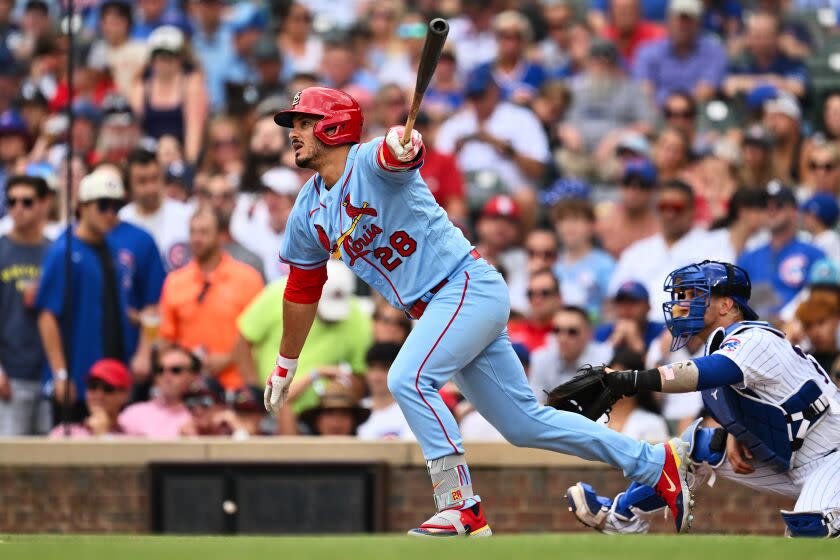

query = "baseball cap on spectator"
[78,170,126,202]
[614,281,649,302]
[588,38,619,65]
[765,94,801,122]
[801,193,840,228]
[183,378,225,409]
[615,132,650,158]
[229,3,268,35]
[318,260,356,322]
[539,177,591,206]
[72,100,101,125]
[746,85,779,112]
[231,386,264,413]
[622,158,658,187]
[465,65,497,98]
[261,167,300,196]
[766,180,797,207]
[25,162,58,191]
[808,258,840,287]
[482,195,521,221]
[253,35,280,61]
[165,160,195,190]
[0,110,29,138]
[101,93,135,126]
[668,0,703,17]
[148,25,184,57]
[299,381,371,431]
[743,124,773,149]
[87,358,133,391]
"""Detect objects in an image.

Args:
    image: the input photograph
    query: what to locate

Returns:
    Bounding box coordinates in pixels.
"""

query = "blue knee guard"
[780,510,835,538]
[681,418,726,467]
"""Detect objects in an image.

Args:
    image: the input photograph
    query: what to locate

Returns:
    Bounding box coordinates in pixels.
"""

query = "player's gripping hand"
[264,354,298,413]
[385,126,423,162]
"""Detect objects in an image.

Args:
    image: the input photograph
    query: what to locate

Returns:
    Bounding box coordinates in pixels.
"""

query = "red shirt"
[602,22,666,66]
[419,149,465,208]
[507,319,554,353]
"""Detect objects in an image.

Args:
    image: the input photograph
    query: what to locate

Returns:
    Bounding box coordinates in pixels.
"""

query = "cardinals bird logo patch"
[315,196,383,266]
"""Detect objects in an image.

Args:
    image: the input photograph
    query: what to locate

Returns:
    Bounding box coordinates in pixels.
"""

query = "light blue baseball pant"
[387,256,666,487]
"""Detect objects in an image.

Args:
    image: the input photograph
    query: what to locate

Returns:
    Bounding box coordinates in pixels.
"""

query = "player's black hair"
[559,304,590,326]
[366,342,402,369]
[5,175,49,198]
[660,179,696,205]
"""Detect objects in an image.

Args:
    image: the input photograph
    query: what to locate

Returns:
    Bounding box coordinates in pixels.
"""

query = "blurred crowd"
[0,0,839,441]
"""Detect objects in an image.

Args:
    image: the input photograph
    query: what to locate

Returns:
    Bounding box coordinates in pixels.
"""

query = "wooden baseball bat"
[401,18,450,144]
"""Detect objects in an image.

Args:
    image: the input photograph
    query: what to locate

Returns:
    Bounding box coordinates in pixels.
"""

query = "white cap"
[148,25,184,55]
[317,260,356,322]
[261,167,301,196]
[78,171,126,202]
[765,94,802,122]
[668,0,702,17]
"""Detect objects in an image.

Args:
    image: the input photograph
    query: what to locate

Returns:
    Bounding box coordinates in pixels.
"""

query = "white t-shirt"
[460,410,505,441]
[619,409,670,442]
[230,195,290,282]
[356,400,415,441]
[529,338,614,400]
[119,198,192,270]
[435,102,550,193]
[499,247,529,315]
[813,229,840,265]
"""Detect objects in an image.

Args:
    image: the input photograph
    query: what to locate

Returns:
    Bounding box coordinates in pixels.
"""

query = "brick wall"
[0,464,793,535]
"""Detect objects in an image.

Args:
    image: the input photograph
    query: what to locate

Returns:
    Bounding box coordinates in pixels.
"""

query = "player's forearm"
[278,299,319,359]
[37,311,67,374]
[609,354,744,395]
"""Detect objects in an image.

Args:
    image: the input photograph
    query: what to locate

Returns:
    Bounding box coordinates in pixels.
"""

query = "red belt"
[407,249,481,320]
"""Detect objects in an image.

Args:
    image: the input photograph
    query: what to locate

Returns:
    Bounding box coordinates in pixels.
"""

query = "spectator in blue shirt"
[633,0,727,106]
[594,281,666,355]
[473,10,547,105]
[131,0,191,40]
[222,3,268,90]
[191,0,234,111]
[724,11,808,100]
[737,182,825,319]
[36,171,133,421]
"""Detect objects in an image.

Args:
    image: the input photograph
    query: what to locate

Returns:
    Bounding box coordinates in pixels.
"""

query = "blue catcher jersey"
[280,140,474,309]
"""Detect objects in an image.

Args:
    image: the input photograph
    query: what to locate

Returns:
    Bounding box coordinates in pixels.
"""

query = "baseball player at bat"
[565,261,840,537]
[264,86,694,537]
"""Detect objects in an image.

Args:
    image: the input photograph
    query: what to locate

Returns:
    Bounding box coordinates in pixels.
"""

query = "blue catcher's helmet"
[663,260,758,351]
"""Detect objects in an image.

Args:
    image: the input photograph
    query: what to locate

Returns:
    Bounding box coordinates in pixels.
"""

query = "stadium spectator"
[532,0,575,76]
[762,93,804,185]
[276,2,322,81]
[376,12,434,90]
[661,92,697,146]
[800,193,840,264]
[0,110,32,213]
[553,198,615,319]
[652,126,692,184]
[36,171,132,420]
[413,111,467,223]
[118,345,197,438]
[236,260,369,412]
[601,0,666,66]
[320,40,378,96]
[738,182,825,318]
[88,0,147,99]
[448,0,498,74]
[191,0,234,111]
[251,36,285,102]
[195,174,264,279]
[229,385,268,437]
[595,281,666,355]
[603,349,669,441]
[524,228,560,276]
[423,46,464,119]
[163,160,193,202]
[738,124,776,189]
[131,0,190,40]
[222,4,267,90]
[610,179,719,320]
[239,112,290,193]
[129,26,208,163]
[298,381,371,436]
[705,186,769,264]
[372,301,412,344]
[159,207,263,391]
[96,94,143,165]
[178,378,258,437]
[508,268,562,353]
[795,292,840,375]
[633,0,727,106]
[596,159,661,258]
[801,142,840,198]
[120,148,192,270]
[48,359,132,439]
[200,115,245,179]
[529,305,613,399]
[357,342,413,440]
[0,175,50,435]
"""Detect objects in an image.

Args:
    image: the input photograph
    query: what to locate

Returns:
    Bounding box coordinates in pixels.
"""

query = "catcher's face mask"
[662,264,711,351]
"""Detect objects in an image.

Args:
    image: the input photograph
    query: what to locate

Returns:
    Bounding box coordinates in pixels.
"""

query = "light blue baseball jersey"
[279,140,473,309]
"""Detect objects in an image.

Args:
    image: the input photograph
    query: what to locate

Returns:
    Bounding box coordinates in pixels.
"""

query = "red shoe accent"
[654,439,694,533]
[408,503,493,537]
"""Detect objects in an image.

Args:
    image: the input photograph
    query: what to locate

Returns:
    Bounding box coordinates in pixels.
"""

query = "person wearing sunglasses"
[36,171,133,422]
[596,158,661,258]
[508,269,562,353]
[118,345,199,438]
[48,359,131,439]
[800,193,840,266]
[0,175,51,435]
[529,305,613,400]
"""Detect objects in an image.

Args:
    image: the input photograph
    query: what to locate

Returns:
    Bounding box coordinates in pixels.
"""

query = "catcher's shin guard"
[566,482,612,531]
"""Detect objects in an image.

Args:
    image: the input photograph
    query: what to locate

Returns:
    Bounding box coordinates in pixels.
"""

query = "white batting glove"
[264,354,298,413]
[385,126,423,162]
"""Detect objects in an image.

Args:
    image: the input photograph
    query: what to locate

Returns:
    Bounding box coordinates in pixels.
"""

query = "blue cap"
[464,65,497,97]
[72,99,101,124]
[229,3,268,34]
[801,192,840,228]
[746,85,779,111]
[0,110,28,137]
[615,280,649,302]
[622,158,657,187]
[164,160,195,189]
[808,258,840,286]
[539,177,591,206]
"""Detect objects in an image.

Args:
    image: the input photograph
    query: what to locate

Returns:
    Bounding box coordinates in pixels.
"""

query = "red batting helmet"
[273,87,364,146]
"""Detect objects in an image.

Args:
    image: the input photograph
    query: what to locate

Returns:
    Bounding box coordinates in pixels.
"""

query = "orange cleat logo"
[451,490,463,502]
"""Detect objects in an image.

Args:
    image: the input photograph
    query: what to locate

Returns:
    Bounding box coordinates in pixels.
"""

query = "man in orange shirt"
[159,207,264,390]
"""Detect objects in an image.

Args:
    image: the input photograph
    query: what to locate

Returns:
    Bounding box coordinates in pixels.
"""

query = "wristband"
[275,354,298,378]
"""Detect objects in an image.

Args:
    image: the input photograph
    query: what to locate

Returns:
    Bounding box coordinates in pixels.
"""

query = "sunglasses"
[212,138,240,149]
[497,31,523,41]
[86,378,118,393]
[664,108,695,120]
[527,249,557,259]
[657,201,688,214]
[527,288,557,299]
[547,20,570,30]
[185,395,216,409]
[95,199,123,214]
[155,365,189,375]
[6,196,35,209]
[809,161,836,172]
[196,189,236,201]
[552,326,581,336]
